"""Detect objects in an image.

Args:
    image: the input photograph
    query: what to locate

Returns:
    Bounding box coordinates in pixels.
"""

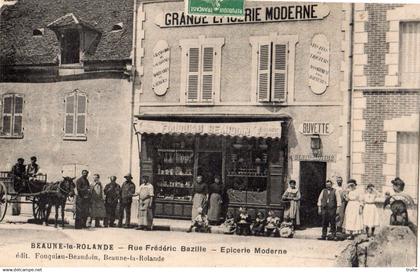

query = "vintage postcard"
[0,0,418,268]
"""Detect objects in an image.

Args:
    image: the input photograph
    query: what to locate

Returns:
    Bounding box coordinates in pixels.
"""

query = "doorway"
[197,152,223,184]
[299,161,327,227]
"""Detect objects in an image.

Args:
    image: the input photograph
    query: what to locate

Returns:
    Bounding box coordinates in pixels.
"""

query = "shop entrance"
[197,152,223,184]
[299,161,326,227]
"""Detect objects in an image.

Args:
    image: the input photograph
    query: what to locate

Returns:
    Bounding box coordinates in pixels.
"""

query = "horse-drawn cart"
[0,171,48,222]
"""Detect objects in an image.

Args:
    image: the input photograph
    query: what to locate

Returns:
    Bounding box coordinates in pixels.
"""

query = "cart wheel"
[32,196,45,222]
[0,181,8,222]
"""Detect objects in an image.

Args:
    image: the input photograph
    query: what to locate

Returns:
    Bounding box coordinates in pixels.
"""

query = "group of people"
[11,157,43,192]
[74,170,155,231]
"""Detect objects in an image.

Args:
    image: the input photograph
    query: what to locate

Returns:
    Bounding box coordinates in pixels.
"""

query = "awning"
[136,120,282,139]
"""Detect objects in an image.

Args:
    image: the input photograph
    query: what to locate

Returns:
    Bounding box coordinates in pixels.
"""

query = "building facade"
[135,0,351,224]
[351,3,420,202]
[0,0,138,183]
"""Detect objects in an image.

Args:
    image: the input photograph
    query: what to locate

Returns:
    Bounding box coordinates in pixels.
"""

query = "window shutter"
[201,47,214,102]
[400,22,420,87]
[65,94,75,135]
[272,43,287,102]
[76,94,86,135]
[13,95,23,135]
[186,47,200,102]
[257,43,271,102]
[2,95,13,135]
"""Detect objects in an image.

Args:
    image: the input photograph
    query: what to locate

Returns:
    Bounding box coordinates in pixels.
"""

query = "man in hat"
[11,158,26,192]
[317,180,342,240]
[75,170,91,229]
[104,176,121,227]
[119,173,136,228]
[26,156,41,181]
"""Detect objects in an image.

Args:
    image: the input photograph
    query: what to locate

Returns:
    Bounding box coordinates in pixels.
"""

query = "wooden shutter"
[76,94,87,135]
[186,47,200,102]
[272,43,287,102]
[400,22,420,87]
[397,132,419,202]
[201,47,214,102]
[13,95,23,135]
[2,95,13,135]
[65,94,75,135]
[257,43,271,102]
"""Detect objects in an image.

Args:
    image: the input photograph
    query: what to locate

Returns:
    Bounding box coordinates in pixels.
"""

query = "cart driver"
[26,156,42,182]
[11,158,26,192]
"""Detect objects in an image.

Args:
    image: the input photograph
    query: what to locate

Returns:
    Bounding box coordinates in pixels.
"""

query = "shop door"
[197,152,223,184]
[299,161,327,227]
[397,132,419,202]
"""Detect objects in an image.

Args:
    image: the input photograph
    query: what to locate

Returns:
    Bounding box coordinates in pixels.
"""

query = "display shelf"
[156,185,193,189]
[227,174,268,178]
[157,174,193,177]
[158,149,194,153]
[155,198,192,203]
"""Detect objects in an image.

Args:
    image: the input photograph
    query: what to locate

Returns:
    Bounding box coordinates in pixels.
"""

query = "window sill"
[0,134,24,139]
[63,135,87,141]
[185,102,215,106]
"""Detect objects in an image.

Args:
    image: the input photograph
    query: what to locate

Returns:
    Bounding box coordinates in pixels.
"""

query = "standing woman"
[89,174,106,227]
[208,175,224,225]
[282,180,301,228]
[343,179,364,239]
[191,175,208,220]
[363,184,380,237]
[136,176,154,230]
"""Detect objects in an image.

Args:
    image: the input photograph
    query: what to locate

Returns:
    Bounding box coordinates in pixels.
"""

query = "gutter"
[129,0,138,175]
[347,3,355,180]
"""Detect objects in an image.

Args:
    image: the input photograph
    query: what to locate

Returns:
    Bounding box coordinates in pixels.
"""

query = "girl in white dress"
[363,184,380,237]
[343,179,364,239]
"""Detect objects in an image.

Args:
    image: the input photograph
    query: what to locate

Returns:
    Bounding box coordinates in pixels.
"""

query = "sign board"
[291,154,336,162]
[152,40,170,96]
[298,122,334,135]
[186,0,245,17]
[138,120,282,139]
[308,34,330,94]
[156,4,330,28]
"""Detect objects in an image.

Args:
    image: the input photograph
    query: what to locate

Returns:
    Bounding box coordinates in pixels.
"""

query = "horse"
[39,177,76,228]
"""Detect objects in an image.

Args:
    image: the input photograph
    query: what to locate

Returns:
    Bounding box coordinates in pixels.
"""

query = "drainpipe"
[129,0,138,176]
[346,3,355,181]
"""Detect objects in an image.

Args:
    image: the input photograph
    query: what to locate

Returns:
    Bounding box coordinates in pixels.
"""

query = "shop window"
[250,34,298,104]
[64,90,87,140]
[1,94,24,138]
[180,36,225,104]
[400,22,420,87]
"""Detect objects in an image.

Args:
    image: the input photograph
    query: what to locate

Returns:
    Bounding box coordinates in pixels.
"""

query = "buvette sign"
[299,122,334,135]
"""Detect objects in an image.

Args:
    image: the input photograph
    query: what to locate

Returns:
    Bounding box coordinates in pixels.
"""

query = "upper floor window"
[64,90,87,140]
[1,94,23,138]
[180,36,224,104]
[60,29,81,64]
[250,34,298,104]
[400,22,420,87]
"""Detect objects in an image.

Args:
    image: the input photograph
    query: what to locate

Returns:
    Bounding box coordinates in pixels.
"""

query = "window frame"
[250,34,298,104]
[180,36,225,105]
[0,93,24,139]
[399,21,420,88]
[63,89,87,141]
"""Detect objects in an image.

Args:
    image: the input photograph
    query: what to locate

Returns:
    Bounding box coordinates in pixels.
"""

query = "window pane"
[13,116,22,135]
[76,115,85,134]
[77,95,86,114]
[3,96,12,114]
[400,22,420,87]
[202,74,213,100]
[188,48,199,73]
[14,96,23,114]
[65,115,74,134]
[187,75,199,100]
[274,44,287,71]
[202,47,214,72]
[2,116,11,134]
[66,95,75,114]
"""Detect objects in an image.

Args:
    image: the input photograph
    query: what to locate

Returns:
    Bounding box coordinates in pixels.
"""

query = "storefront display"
[139,122,287,220]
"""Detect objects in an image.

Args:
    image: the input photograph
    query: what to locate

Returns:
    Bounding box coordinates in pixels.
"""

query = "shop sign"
[187,0,244,17]
[308,34,330,94]
[152,40,170,96]
[298,122,333,135]
[138,120,282,139]
[291,154,335,162]
[155,4,330,28]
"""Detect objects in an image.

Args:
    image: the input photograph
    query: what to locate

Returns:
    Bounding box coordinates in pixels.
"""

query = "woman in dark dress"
[208,175,224,225]
[191,175,208,220]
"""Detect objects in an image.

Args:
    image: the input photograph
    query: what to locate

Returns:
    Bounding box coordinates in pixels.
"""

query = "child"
[363,184,380,237]
[250,211,266,236]
[235,207,251,235]
[187,207,210,233]
[265,210,280,237]
[279,219,294,238]
[221,211,236,234]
